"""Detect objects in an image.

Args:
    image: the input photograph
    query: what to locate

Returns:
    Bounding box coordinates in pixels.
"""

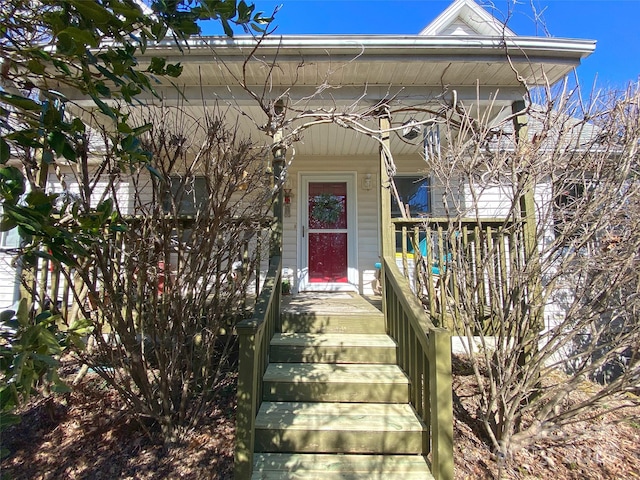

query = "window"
[0,228,20,249]
[163,176,208,215]
[391,176,430,218]
[553,182,585,239]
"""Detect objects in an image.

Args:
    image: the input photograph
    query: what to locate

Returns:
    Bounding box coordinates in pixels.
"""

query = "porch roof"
[64,29,595,159]
[141,34,595,91]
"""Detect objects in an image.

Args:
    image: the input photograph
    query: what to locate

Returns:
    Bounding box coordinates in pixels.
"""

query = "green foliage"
[0,0,275,445]
[0,299,93,448]
[1,0,274,265]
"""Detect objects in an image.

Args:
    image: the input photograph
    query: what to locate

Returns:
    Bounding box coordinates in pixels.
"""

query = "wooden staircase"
[251,293,434,479]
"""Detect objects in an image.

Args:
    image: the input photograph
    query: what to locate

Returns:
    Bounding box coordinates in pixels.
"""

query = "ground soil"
[1,356,639,480]
[450,356,640,480]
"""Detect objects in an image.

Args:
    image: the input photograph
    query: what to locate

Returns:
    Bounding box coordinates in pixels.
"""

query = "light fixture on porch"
[283,176,293,217]
[362,173,373,191]
[401,119,421,140]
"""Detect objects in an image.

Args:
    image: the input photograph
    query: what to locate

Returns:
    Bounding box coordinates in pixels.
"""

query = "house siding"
[0,156,550,303]
[0,252,19,309]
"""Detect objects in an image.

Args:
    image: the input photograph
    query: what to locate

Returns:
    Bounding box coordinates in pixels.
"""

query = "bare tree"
[28,105,274,442]
[415,81,640,455]
[206,29,640,459]
[11,0,633,456]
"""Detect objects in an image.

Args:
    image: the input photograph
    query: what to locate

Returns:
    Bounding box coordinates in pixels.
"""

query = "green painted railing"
[22,218,269,323]
[234,255,281,479]
[383,256,453,480]
[392,217,528,333]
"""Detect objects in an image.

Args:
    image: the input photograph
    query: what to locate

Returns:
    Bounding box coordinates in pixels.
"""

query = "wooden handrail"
[383,256,453,480]
[234,255,282,479]
[391,217,527,333]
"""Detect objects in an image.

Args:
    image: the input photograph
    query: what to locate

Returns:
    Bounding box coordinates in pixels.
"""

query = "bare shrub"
[418,82,640,455]
[37,107,274,442]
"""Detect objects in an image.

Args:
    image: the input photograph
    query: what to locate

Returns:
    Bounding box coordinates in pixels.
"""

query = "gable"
[420,0,515,37]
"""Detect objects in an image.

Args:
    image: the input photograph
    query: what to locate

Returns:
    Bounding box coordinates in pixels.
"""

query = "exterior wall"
[281,151,526,295]
[284,153,441,295]
[0,157,554,303]
[46,168,150,214]
[0,251,20,310]
[462,178,552,220]
[284,155,381,295]
[463,182,513,218]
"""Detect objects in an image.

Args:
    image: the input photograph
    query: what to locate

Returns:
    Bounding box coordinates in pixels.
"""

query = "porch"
[235,252,454,480]
[18,207,531,479]
[235,205,538,478]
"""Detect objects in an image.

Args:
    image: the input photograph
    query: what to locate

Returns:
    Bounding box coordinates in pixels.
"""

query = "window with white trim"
[391,175,431,218]
[162,176,208,215]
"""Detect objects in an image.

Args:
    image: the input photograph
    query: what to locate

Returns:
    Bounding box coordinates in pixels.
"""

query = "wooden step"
[263,363,410,403]
[252,453,434,479]
[254,402,426,454]
[281,293,385,334]
[280,312,386,334]
[270,333,397,364]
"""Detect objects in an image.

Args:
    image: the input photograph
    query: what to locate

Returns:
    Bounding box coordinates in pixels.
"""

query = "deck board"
[252,453,434,479]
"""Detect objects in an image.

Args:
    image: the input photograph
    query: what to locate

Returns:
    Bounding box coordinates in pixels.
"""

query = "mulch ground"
[1,369,237,480]
[451,356,640,480]
[1,356,639,479]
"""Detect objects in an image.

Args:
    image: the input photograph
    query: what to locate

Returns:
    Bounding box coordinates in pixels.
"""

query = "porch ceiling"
[142,35,595,90]
[65,34,594,159]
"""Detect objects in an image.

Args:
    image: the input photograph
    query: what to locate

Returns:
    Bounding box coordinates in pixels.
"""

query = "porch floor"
[281,292,382,316]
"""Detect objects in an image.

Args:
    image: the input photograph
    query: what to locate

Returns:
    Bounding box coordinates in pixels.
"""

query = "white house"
[1,0,595,304]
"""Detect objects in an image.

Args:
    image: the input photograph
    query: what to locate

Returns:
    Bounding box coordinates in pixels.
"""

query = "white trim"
[297,172,358,293]
[420,0,516,37]
[139,36,595,60]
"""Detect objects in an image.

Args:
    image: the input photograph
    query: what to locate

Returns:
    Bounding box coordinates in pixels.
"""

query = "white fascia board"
[141,35,596,61]
[419,0,516,37]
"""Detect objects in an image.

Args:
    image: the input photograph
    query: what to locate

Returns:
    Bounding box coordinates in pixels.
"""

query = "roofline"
[419,0,517,37]
[140,34,595,61]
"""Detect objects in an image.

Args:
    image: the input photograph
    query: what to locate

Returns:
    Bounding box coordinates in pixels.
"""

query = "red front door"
[308,182,348,283]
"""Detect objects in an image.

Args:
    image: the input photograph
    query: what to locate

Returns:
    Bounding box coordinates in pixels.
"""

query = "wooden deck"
[281,292,382,316]
[252,291,434,479]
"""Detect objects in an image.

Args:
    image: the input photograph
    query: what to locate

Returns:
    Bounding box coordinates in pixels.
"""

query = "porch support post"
[379,113,394,259]
[234,323,258,479]
[270,122,285,260]
[430,328,454,480]
[379,112,393,328]
[512,100,544,360]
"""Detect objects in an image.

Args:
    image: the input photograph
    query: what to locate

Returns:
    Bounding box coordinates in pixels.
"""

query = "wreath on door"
[311,193,343,224]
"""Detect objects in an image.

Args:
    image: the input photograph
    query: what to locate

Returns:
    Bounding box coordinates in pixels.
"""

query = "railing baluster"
[38,254,49,312]
[401,225,409,280]
[412,226,420,293]
[234,255,281,479]
[499,227,509,307]
[383,256,452,480]
[474,225,485,325]
[485,226,497,334]
[437,225,447,327]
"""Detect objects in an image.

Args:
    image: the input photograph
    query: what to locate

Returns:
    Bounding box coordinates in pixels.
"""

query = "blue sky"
[202,0,640,91]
